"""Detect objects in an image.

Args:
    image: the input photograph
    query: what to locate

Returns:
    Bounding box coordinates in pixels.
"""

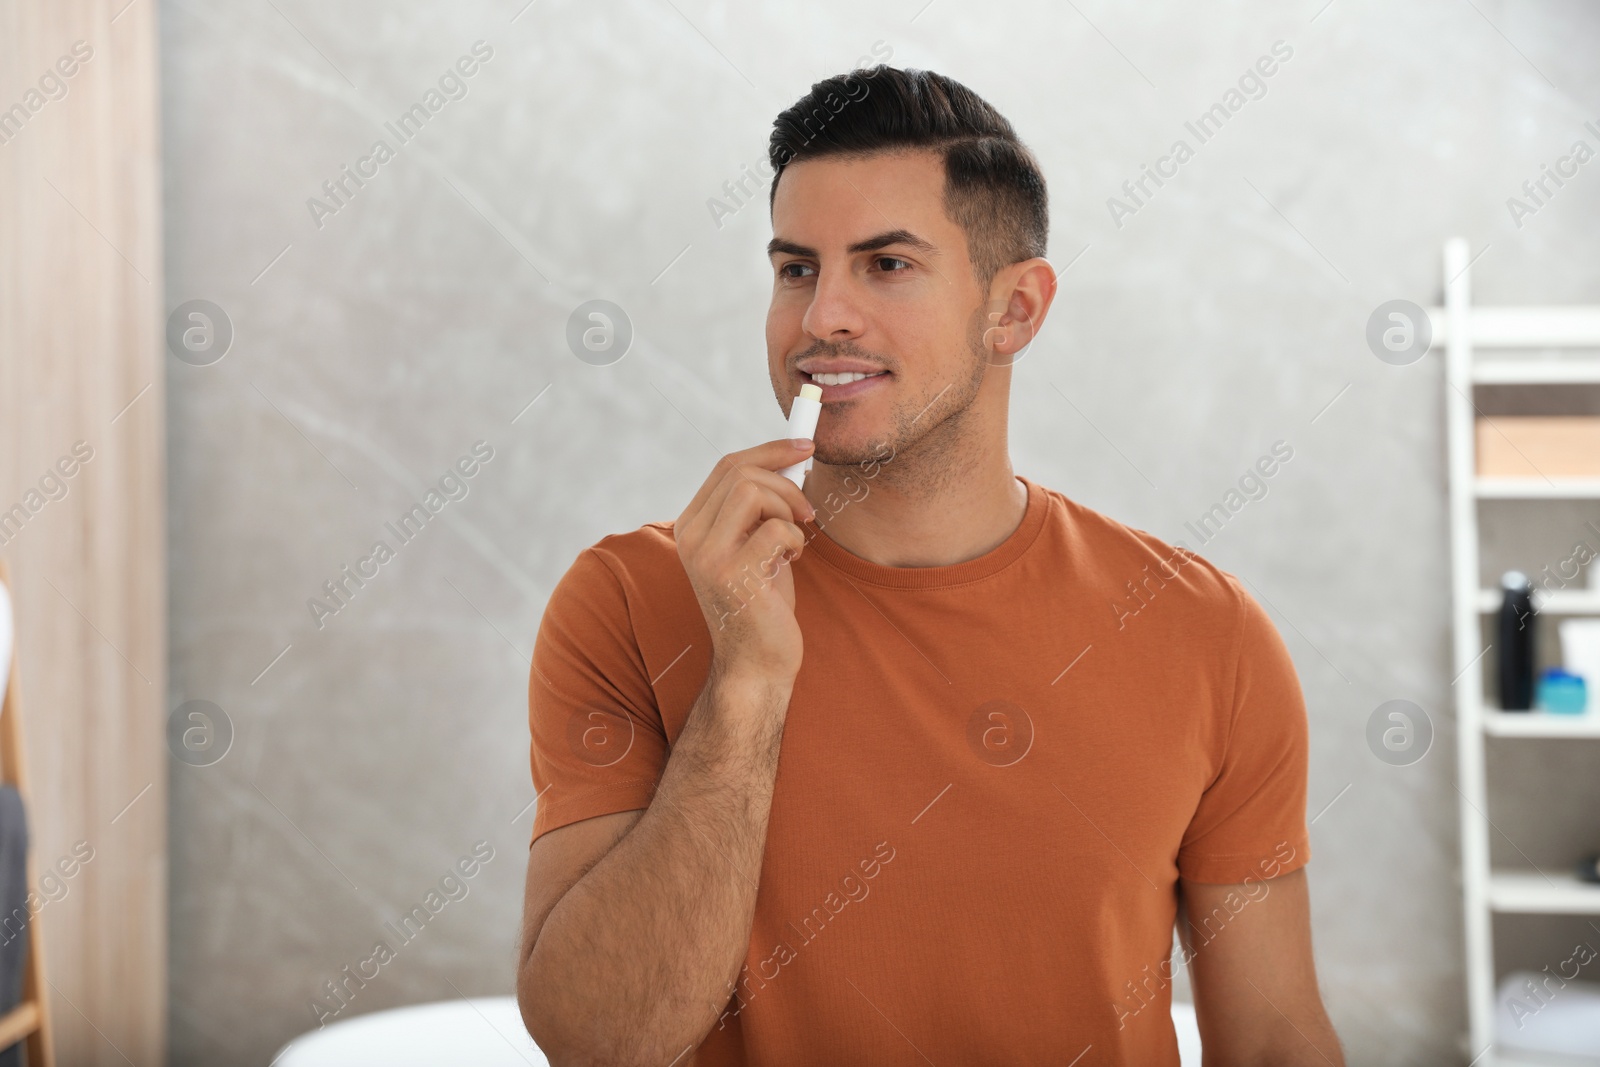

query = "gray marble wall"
[161,0,1600,1063]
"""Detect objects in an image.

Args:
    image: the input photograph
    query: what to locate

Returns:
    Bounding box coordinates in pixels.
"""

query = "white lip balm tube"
[778,383,823,489]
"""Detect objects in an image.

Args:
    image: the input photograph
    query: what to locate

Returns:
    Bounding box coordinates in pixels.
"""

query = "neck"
[802,417,1027,569]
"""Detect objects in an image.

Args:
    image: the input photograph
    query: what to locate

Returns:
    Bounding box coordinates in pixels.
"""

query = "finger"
[739,516,808,578]
[753,460,819,527]
[681,438,813,527]
[701,461,817,539]
[702,477,806,564]
[682,450,816,552]
[679,461,758,557]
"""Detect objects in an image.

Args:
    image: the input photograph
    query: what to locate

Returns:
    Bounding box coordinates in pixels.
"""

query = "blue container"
[1536,668,1587,714]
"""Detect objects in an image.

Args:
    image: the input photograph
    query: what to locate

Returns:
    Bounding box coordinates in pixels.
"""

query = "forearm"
[523,667,790,1067]
[1227,1014,1345,1067]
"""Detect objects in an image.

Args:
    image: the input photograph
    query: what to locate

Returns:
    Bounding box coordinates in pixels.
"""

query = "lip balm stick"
[778,383,823,489]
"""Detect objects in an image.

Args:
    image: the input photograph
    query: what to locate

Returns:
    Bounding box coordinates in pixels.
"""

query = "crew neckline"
[800,475,1050,590]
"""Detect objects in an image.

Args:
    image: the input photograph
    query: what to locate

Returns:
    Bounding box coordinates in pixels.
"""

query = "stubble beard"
[810,316,991,498]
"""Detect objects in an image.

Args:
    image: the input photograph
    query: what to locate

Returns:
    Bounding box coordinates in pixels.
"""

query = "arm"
[516,438,818,1067]
[517,666,792,1067]
[1178,869,1345,1066]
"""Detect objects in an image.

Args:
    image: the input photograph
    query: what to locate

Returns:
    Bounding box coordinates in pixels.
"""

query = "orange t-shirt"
[528,475,1311,1066]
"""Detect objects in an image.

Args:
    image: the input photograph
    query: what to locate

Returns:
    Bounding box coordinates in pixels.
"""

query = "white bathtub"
[272,998,545,1066]
[273,996,1204,1065]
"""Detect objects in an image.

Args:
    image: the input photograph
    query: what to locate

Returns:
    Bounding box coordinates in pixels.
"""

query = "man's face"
[765,150,996,469]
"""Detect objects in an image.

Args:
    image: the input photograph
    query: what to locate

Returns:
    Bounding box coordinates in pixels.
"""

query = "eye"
[873,256,911,273]
[778,261,815,280]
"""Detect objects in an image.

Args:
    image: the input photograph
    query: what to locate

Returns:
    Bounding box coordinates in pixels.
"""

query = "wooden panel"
[0,1003,40,1054]
[0,0,166,1064]
[1,562,57,1067]
[1475,416,1600,478]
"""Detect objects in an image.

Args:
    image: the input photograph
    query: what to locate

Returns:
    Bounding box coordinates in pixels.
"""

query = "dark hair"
[768,66,1049,289]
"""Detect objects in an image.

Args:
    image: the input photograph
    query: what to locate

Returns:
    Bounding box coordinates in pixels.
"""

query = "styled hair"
[768,66,1049,289]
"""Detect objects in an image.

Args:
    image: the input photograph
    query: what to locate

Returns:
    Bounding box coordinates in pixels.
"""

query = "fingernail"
[792,437,813,450]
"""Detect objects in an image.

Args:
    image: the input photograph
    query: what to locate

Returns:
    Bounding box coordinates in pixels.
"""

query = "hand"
[675,438,817,684]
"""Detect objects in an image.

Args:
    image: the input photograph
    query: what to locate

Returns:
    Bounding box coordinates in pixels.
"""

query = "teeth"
[811,371,883,386]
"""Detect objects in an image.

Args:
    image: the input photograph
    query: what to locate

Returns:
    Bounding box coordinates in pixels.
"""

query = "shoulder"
[1031,481,1250,633]
[574,521,681,591]
[543,521,700,641]
[535,522,711,730]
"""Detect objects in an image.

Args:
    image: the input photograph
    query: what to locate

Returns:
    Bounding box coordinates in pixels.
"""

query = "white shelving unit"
[1436,237,1600,1065]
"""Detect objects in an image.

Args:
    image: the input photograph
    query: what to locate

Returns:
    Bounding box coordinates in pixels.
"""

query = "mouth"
[800,369,891,401]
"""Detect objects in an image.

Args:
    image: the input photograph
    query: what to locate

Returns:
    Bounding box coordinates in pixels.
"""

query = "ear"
[980,258,1058,366]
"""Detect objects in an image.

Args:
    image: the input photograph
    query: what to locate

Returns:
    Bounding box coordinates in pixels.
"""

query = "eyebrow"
[766,228,940,259]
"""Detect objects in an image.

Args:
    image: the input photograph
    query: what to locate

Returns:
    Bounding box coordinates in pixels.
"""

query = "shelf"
[1483,707,1600,737]
[1440,242,1600,1057]
[1476,588,1600,614]
[1476,478,1600,499]
[1488,1050,1600,1067]
[1488,870,1600,914]
[1426,304,1600,348]
[1473,359,1600,384]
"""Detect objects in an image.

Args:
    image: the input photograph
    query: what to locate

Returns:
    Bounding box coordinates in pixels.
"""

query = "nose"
[800,265,866,343]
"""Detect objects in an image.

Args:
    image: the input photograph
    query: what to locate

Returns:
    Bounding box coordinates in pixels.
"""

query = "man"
[516,66,1344,1066]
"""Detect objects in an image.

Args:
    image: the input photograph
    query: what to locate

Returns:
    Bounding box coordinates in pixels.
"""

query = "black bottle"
[1497,571,1535,711]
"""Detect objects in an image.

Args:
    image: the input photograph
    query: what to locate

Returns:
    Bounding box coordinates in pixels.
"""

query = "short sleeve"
[528,547,670,847]
[1176,576,1312,884]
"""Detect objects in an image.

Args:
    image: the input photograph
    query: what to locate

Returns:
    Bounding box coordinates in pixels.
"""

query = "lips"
[800,369,890,401]
[807,370,887,386]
